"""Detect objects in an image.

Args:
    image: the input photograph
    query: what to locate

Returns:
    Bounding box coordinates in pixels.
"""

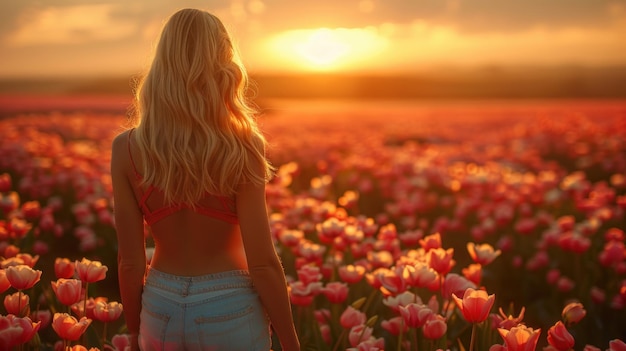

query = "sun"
[266,27,388,72]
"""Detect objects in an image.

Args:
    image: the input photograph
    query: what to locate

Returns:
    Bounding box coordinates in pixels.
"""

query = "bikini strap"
[127,128,141,179]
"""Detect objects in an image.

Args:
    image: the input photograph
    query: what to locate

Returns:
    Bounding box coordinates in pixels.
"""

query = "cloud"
[7,4,138,46]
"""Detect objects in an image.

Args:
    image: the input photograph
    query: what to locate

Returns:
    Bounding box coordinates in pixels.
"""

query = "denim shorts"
[139,267,271,351]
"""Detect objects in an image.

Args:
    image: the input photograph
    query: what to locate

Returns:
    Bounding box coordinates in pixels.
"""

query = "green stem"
[469,323,477,351]
[331,329,347,351]
[397,319,404,351]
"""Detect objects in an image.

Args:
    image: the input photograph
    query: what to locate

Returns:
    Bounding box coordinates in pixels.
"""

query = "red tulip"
[429,248,455,275]
[422,314,447,340]
[5,265,42,290]
[54,258,75,279]
[51,279,83,306]
[51,313,91,341]
[547,321,574,351]
[498,325,541,351]
[75,258,107,283]
[453,287,495,323]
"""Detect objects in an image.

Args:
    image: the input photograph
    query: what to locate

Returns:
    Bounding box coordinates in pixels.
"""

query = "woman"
[110,8,299,351]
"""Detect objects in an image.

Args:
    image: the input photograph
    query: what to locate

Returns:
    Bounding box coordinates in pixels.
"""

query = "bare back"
[124,130,248,276]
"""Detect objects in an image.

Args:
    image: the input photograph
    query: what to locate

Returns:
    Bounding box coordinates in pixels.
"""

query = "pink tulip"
[71,297,108,320]
[556,277,575,293]
[111,334,132,351]
[339,264,366,284]
[383,291,420,312]
[608,339,626,351]
[320,282,349,304]
[348,324,373,347]
[4,292,30,316]
[288,281,322,306]
[419,232,442,251]
[492,307,526,330]
[453,287,496,323]
[75,258,107,283]
[14,253,40,268]
[5,314,41,345]
[380,316,408,336]
[0,315,23,350]
[498,325,541,351]
[404,263,438,288]
[21,201,41,220]
[340,306,367,329]
[93,300,123,322]
[5,265,42,290]
[0,269,11,293]
[399,303,433,328]
[429,248,455,275]
[562,302,586,325]
[31,309,52,329]
[583,345,601,351]
[0,173,11,192]
[314,309,331,324]
[547,321,574,351]
[462,263,483,286]
[51,279,83,306]
[443,273,477,300]
[467,242,502,265]
[54,258,75,279]
[51,313,92,341]
[422,314,447,339]
[297,265,322,285]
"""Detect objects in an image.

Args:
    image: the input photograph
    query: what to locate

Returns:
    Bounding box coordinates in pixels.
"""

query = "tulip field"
[0,97,625,350]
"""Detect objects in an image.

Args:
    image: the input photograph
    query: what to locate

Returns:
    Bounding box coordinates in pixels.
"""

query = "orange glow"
[265,27,388,72]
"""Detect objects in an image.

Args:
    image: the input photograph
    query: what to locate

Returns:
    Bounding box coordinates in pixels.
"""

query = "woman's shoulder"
[111,129,134,164]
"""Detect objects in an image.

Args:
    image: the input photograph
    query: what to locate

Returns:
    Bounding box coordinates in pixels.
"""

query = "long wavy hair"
[131,8,272,205]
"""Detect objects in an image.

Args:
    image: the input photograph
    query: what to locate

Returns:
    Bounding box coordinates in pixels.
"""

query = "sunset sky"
[1,0,625,78]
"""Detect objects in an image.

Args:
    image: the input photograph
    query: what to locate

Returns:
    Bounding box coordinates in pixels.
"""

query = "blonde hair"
[131,8,272,205]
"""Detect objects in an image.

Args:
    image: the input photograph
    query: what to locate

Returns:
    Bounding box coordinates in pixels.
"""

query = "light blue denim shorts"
[139,267,271,351]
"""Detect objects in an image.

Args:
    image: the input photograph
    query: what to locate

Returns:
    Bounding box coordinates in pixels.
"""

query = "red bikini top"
[127,129,238,226]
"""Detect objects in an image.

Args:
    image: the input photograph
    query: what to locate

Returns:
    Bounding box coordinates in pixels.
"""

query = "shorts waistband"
[146,267,251,283]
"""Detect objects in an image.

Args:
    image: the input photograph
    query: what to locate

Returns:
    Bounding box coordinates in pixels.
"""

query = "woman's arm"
[111,133,146,349]
[237,164,300,351]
